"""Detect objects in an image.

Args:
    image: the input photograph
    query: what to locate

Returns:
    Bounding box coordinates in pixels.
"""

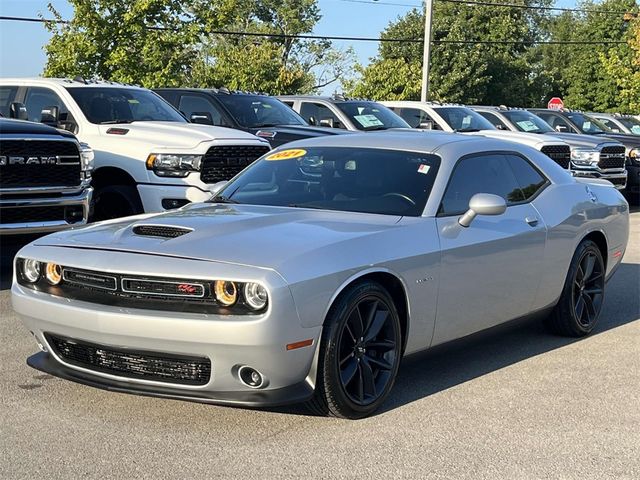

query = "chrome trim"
[62,268,118,291]
[120,277,206,298]
[0,183,88,195]
[0,187,93,234]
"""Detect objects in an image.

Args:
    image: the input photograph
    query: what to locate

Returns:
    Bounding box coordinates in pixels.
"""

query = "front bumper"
[27,351,313,407]
[137,183,211,213]
[571,169,627,190]
[0,187,93,235]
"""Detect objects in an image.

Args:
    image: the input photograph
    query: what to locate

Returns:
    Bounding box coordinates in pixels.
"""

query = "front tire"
[92,184,143,221]
[308,281,402,419]
[545,240,605,337]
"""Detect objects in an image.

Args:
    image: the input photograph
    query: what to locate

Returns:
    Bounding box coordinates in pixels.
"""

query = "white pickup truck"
[0,78,271,219]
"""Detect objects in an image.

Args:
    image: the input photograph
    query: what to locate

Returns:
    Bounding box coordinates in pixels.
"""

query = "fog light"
[22,259,41,283]
[239,366,265,388]
[214,280,237,306]
[45,263,62,285]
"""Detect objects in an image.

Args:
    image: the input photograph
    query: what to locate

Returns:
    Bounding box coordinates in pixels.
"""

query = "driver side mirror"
[419,120,434,130]
[319,117,335,128]
[40,106,59,126]
[9,102,28,120]
[555,124,569,132]
[458,193,507,227]
[190,112,213,125]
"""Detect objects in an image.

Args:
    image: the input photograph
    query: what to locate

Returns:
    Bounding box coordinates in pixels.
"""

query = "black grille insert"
[541,145,571,169]
[200,145,270,183]
[599,146,625,170]
[0,140,81,188]
[132,225,191,238]
[45,334,212,386]
[0,205,83,225]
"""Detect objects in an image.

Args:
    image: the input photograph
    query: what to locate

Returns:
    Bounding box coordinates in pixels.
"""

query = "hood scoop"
[132,225,192,239]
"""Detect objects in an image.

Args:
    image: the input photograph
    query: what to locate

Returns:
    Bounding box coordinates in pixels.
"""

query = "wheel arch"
[580,229,608,269]
[91,166,138,189]
[324,268,411,354]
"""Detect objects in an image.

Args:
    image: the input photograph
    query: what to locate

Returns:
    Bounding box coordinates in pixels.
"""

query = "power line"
[0,15,628,45]
[337,0,635,15]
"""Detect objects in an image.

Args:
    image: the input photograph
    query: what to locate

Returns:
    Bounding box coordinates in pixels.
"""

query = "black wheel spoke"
[340,352,354,366]
[582,293,596,322]
[576,265,585,284]
[366,355,392,371]
[348,307,364,339]
[575,296,585,321]
[364,309,389,343]
[366,339,396,352]
[582,254,596,280]
[344,323,356,345]
[360,358,376,398]
[341,358,358,386]
[363,300,378,333]
[357,366,364,402]
[583,287,603,296]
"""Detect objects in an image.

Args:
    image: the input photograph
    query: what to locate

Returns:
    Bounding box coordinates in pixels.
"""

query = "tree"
[348,2,552,105]
[43,0,353,93]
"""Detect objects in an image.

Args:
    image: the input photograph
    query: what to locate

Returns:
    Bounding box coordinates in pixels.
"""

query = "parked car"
[13,132,629,419]
[587,112,640,136]
[472,106,628,190]
[1,118,93,235]
[381,101,578,172]
[154,88,348,148]
[529,108,640,202]
[277,94,411,131]
[0,79,271,220]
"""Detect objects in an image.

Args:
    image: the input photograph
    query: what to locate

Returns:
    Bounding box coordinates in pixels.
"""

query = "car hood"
[248,125,349,137]
[98,121,269,149]
[34,203,402,271]
[468,130,566,148]
[545,132,625,149]
[592,133,640,149]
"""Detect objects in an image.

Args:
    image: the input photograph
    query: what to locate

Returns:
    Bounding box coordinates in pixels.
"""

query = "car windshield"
[335,102,410,131]
[566,112,610,134]
[502,111,554,133]
[433,107,495,132]
[66,87,186,124]
[618,116,640,135]
[216,147,440,216]
[216,95,307,128]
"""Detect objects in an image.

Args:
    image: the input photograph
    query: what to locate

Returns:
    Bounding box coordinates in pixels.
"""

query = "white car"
[0,79,271,220]
[381,101,574,168]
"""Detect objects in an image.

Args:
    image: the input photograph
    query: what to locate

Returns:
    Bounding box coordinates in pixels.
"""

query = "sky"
[0,0,579,86]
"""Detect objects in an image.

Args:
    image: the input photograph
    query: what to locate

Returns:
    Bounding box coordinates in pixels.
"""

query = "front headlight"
[20,258,42,283]
[571,148,600,166]
[244,282,268,310]
[146,153,202,177]
[79,142,94,172]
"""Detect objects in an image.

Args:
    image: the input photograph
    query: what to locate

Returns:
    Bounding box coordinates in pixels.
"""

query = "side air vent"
[132,225,192,238]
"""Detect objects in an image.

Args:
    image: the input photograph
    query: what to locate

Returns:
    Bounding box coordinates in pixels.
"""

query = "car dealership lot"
[0,211,638,480]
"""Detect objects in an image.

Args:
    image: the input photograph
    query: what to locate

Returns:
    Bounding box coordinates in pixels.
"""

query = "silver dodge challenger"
[12,132,629,419]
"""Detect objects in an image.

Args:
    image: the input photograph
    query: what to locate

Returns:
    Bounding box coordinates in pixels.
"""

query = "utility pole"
[421,0,434,102]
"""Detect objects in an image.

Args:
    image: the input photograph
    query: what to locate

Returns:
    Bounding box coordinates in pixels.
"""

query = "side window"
[505,155,547,200]
[478,111,508,130]
[538,113,572,132]
[24,87,68,122]
[439,154,524,216]
[300,102,343,128]
[281,101,294,108]
[597,118,620,133]
[178,95,226,126]
[0,86,18,117]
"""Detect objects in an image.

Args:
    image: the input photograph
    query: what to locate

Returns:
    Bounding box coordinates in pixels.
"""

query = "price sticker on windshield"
[266,149,307,161]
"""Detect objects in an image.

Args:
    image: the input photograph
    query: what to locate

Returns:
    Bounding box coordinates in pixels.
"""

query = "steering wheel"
[383,193,416,206]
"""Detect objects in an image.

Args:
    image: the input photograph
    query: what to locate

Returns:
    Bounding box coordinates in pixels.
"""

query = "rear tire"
[92,184,143,221]
[308,281,402,419]
[545,240,605,337]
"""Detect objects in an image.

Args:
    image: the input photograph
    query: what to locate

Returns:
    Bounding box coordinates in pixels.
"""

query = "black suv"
[155,88,347,148]
[529,108,640,203]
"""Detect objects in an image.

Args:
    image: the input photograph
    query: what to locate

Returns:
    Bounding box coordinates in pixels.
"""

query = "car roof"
[0,78,144,89]
[277,95,381,104]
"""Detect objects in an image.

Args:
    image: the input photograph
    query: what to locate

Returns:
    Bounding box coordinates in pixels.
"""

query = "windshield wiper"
[99,119,135,124]
[288,203,329,210]
[455,128,481,133]
[208,195,241,204]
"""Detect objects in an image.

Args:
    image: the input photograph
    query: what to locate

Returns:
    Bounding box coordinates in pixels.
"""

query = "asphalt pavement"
[0,211,638,479]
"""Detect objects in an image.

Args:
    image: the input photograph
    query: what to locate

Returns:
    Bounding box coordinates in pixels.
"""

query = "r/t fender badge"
[585,186,598,203]
[416,276,433,284]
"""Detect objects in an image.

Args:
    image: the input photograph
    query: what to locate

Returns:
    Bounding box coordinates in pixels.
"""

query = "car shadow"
[279,261,639,418]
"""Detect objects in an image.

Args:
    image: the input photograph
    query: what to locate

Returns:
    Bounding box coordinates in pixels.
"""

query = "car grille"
[132,225,191,238]
[45,334,211,386]
[0,205,83,225]
[200,145,270,183]
[0,140,81,188]
[607,176,627,186]
[541,145,571,169]
[598,146,625,170]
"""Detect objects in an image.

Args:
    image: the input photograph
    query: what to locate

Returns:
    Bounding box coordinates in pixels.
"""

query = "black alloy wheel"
[308,281,402,419]
[546,239,606,337]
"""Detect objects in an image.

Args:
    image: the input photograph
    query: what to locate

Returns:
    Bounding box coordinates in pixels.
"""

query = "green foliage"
[43,0,353,93]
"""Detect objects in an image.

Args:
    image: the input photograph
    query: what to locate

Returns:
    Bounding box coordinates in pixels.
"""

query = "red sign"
[547,97,564,110]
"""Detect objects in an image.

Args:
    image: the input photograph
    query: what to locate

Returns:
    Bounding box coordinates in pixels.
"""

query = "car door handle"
[525,216,539,227]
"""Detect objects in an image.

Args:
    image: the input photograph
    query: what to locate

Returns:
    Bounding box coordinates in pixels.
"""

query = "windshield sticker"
[266,149,307,161]
[127,99,140,104]
[632,126,640,134]
[583,121,591,130]
[345,160,357,171]
[516,120,538,132]
[354,114,384,128]
[417,164,431,174]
